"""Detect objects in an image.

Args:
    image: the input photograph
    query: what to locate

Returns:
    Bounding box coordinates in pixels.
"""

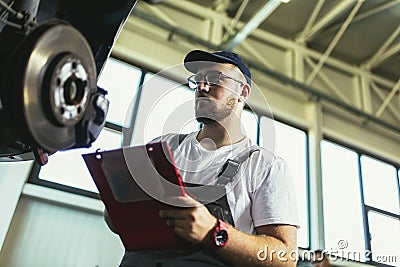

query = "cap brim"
[184,50,237,73]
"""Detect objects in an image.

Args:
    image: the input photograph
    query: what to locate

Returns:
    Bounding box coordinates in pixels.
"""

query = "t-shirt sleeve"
[251,157,300,228]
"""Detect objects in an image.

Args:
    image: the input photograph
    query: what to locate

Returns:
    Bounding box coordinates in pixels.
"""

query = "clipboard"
[82,141,189,251]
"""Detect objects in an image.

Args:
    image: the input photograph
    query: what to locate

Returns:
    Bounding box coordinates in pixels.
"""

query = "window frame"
[258,113,311,249]
[323,135,400,266]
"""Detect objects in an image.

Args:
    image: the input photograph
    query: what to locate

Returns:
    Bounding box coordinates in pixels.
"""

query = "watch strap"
[212,219,229,247]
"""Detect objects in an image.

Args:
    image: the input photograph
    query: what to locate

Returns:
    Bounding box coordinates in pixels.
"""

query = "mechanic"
[106,49,299,267]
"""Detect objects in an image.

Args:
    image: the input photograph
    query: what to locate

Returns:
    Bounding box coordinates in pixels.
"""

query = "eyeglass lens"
[188,72,221,89]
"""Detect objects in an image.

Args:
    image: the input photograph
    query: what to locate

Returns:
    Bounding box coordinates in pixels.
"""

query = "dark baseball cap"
[184,50,251,86]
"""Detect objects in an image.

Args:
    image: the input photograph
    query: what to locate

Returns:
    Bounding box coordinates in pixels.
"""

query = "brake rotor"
[20,22,96,152]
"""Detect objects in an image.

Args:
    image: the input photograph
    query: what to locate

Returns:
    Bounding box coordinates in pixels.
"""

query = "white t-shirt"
[157,132,299,235]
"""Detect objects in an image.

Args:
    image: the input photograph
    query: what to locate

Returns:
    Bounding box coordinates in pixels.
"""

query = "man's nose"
[197,81,210,93]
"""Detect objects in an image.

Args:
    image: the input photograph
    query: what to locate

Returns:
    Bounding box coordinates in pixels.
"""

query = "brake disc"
[17,21,96,152]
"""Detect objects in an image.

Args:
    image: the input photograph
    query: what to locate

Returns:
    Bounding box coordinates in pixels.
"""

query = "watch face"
[215,229,228,246]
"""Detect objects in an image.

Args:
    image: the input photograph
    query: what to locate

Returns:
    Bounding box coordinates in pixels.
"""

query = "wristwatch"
[212,219,229,247]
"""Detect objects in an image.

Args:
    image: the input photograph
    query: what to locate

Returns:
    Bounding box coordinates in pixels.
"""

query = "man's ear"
[239,84,251,102]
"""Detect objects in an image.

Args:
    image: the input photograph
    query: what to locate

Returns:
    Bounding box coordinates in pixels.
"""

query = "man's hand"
[159,195,298,267]
[159,195,218,244]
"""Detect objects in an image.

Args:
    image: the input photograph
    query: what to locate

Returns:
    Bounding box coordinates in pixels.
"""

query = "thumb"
[176,194,202,208]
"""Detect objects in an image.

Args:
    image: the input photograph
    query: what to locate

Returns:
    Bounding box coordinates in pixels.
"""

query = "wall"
[0,162,32,252]
[0,184,124,267]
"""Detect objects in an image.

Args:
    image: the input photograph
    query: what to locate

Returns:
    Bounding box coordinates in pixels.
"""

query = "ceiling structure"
[157,0,400,82]
[121,0,400,136]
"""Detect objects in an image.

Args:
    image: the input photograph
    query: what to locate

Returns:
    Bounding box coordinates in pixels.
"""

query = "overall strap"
[178,133,188,145]
[176,133,259,186]
[166,133,188,151]
[216,145,260,186]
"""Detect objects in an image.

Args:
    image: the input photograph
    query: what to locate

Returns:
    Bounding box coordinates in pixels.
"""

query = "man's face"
[194,63,244,125]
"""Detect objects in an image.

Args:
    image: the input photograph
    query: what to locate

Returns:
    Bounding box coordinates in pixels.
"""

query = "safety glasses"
[187,71,244,90]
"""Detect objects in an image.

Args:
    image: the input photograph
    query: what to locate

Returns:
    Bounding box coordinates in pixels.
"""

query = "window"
[361,155,400,265]
[322,139,400,265]
[260,117,309,248]
[97,58,142,127]
[38,129,122,193]
[130,73,199,145]
[241,109,258,143]
[361,155,399,215]
[368,211,400,264]
[321,141,365,260]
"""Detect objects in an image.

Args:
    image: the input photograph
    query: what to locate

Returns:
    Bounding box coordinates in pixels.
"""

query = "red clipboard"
[82,141,189,251]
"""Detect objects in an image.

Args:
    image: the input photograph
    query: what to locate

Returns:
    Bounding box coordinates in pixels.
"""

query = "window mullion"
[358,154,372,262]
[123,70,147,146]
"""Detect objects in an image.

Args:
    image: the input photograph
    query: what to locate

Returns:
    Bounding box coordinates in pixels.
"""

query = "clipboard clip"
[95,148,103,160]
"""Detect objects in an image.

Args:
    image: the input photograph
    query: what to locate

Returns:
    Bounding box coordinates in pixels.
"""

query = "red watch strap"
[217,219,229,231]
[212,219,229,247]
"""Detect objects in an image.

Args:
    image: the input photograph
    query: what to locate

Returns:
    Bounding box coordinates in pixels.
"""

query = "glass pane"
[131,74,199,145]
[259,116,275,153]
[39,129,122,192]
[241,110,258,144]
[321,140,365,260]
[368,211,400,265]
[97,58,141,127]
[361,155,400,215]
[260,117,309,248]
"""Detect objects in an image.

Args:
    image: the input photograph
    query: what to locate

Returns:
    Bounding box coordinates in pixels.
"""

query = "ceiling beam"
[375,79,400,119]
[304,56,350,104]
[318,0,400,39]
[213,0,232,12]
[141,4,178,27]
[222,0,249,43]
[358,76,372,114]
[371,82,400,122]
[362,25,400,69]
[247,24,396,88]
[222,0,283,50]
[129,9,220,50]
[296,0,325,44]
[296,0,355,43]
[241,41,276,70]
[306,0,364,85]
[373,42,400,68]
[131,3,398,88]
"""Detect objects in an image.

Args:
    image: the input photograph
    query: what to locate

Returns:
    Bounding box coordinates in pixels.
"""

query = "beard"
[195,95,237,125]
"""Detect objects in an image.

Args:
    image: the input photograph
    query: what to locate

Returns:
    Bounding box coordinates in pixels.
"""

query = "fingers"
[159,209,187,219]
[159,204,194,235]
[173,227,194,242]
[159,195,203,222]
[158,200,215,244]
[166,218,187,229]
[163,195,202,208]
[164,217,199,243]
[178,194,202,206]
